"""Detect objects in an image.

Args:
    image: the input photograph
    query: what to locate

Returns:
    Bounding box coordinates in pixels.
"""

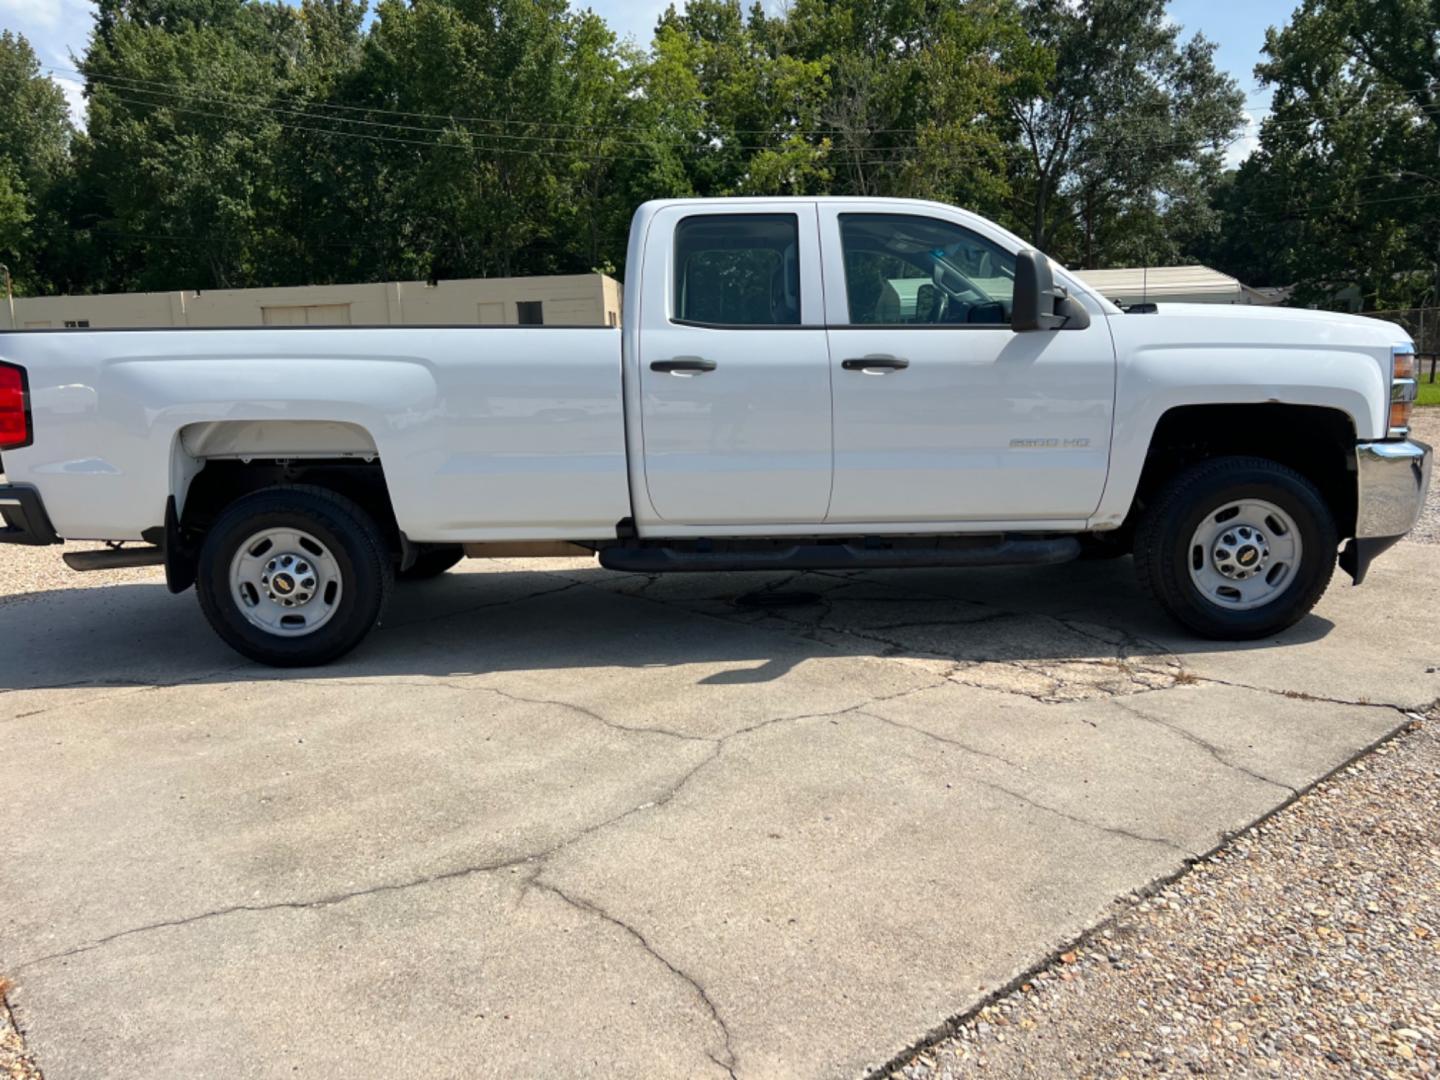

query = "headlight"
[1391,350,1417,437]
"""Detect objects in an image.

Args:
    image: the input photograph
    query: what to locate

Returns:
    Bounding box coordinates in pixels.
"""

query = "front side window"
[674,214,800,326]
[839,214,1015,327]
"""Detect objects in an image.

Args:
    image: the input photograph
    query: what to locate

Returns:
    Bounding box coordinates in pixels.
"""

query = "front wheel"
[196,486,394,666]
[1134,456,1337,640]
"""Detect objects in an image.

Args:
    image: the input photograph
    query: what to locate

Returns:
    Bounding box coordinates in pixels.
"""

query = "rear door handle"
[651,357,718,374]
[841,355,910,373]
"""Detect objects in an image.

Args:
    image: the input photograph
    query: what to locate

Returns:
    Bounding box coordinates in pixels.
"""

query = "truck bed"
[0,327,631,542]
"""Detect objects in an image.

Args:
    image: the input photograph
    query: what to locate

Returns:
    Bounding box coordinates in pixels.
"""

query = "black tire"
[396,546,465,582]
[196,485,394,667]
[1134,456,1337,640]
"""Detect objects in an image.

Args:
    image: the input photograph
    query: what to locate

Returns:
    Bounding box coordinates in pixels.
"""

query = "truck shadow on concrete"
[0,557,1335,695]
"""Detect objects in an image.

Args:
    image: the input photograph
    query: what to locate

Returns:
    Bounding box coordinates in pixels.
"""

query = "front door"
[636,203,833,525]
[818,205,1115,524]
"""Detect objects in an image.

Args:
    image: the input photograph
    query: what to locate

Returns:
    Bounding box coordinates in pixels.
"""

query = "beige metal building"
[6,273,623,330]
[1071,265,1287,308]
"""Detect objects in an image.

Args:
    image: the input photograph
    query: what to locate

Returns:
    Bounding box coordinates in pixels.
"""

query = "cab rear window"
[673,214,800,327]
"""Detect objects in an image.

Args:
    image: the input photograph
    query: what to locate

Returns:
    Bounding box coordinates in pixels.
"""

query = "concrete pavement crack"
[530,878,739,1079]
[1107,697,1298,793]
[20,657,1395,979]
[853,708,1023,769]
[16,677,943,974]
[1188,674,1426,716]
[285,675,714,744]
[561,563,1197,706]
[2,660,257,723]
[971,773,1193,854]
[848,711,1193,855]
[471,682,718,743]
[15,850,542,972]
[15,739,724,974]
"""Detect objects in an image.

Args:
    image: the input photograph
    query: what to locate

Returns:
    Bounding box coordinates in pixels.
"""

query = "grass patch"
[1418,381,1440,407]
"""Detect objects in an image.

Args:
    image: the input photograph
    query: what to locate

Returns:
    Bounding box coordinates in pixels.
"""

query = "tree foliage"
[0,32,74,292]
[7,0,1260,295]
[1019,0,1244,267]
[1201,0,1440,310]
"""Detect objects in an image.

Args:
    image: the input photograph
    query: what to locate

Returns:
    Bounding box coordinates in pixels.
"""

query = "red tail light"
[0,362,32,450]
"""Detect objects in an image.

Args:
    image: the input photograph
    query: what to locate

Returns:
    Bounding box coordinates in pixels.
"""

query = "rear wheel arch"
[165,423,400,594]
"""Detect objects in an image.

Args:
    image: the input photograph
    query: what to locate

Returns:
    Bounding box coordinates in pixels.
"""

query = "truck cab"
[625,198,1114,531]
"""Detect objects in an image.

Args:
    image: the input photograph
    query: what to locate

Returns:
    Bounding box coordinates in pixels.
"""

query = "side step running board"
[64,546,167,572]
[598,537,1081,574]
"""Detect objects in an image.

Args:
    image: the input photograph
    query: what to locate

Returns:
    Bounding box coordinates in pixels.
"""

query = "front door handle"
[841,355,910,373]
[651,357,718,374]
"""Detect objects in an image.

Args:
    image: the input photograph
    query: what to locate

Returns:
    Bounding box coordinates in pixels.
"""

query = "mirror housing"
[1012,249,1090,332]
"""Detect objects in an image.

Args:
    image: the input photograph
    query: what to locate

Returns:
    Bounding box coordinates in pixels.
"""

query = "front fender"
[1091,340,1387,529]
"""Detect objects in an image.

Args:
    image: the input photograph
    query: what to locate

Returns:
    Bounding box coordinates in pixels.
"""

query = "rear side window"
[673,214,800,326]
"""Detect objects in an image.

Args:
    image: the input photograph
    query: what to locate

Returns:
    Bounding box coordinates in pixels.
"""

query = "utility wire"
[87,79,1263,162]
[59,62,1440,146]
[54,64,1292,154]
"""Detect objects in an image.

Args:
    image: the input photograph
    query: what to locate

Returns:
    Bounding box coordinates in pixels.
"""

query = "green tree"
[628,0,1044,223]
[1207,0,1440,310]
[0,32,75,293]
[81,0,300,288]
[784,0,1043,216]
[319,0,641,281]
[1011,0,1244,266]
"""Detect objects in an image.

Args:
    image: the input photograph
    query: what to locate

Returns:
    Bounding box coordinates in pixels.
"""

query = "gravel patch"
[0,982,41,1080]
[0,474,163,605]
[1404,408,1440,544]
[896,715,1440,1080]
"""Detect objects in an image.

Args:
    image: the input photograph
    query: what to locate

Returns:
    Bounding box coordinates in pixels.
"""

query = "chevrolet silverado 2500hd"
[0,198,1430,666]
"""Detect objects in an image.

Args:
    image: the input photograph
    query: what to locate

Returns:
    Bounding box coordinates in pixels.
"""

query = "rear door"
[635,202,832,524]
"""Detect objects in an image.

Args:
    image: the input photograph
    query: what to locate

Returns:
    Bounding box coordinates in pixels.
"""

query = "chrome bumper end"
[1355,439,1432,539]
[1341,439,1432,585]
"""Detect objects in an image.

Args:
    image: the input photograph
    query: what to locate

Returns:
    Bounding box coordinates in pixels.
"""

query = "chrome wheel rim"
[1187,499,1303,611]
[229,527,343,637]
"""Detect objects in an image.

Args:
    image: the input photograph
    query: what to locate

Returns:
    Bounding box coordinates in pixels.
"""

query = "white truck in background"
[0,197,1429,666]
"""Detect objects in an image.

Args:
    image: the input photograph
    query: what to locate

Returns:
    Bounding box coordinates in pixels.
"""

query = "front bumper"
[1340,438,1432,584]
[0,484,61,546]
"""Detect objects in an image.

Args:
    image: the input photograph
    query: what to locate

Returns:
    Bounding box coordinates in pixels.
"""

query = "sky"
[2,0,1295,163]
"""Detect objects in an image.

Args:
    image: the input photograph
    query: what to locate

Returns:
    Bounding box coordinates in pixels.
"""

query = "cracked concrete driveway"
[2,545,1436,1079]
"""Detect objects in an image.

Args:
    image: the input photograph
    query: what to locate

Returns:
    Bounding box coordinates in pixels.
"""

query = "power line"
[65,63,1440,140]
[86,78,1266,163]
[78,89,1440,217]
[54,64,1285,154]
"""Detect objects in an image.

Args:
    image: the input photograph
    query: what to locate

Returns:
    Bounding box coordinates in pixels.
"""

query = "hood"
[1114,303,1413,351]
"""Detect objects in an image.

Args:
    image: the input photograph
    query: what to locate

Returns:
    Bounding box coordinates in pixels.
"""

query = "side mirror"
[1012,249,1090,332]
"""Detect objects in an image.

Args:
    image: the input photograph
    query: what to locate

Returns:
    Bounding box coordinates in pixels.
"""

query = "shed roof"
[1071,265,1244,301]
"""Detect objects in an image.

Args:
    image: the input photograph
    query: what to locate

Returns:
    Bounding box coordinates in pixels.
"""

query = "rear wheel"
[197,486,393,666]
[1134,456,1337,640]
[397,546,464,582]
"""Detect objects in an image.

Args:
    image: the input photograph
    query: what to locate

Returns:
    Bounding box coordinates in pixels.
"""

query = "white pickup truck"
[0,198,1430,665]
